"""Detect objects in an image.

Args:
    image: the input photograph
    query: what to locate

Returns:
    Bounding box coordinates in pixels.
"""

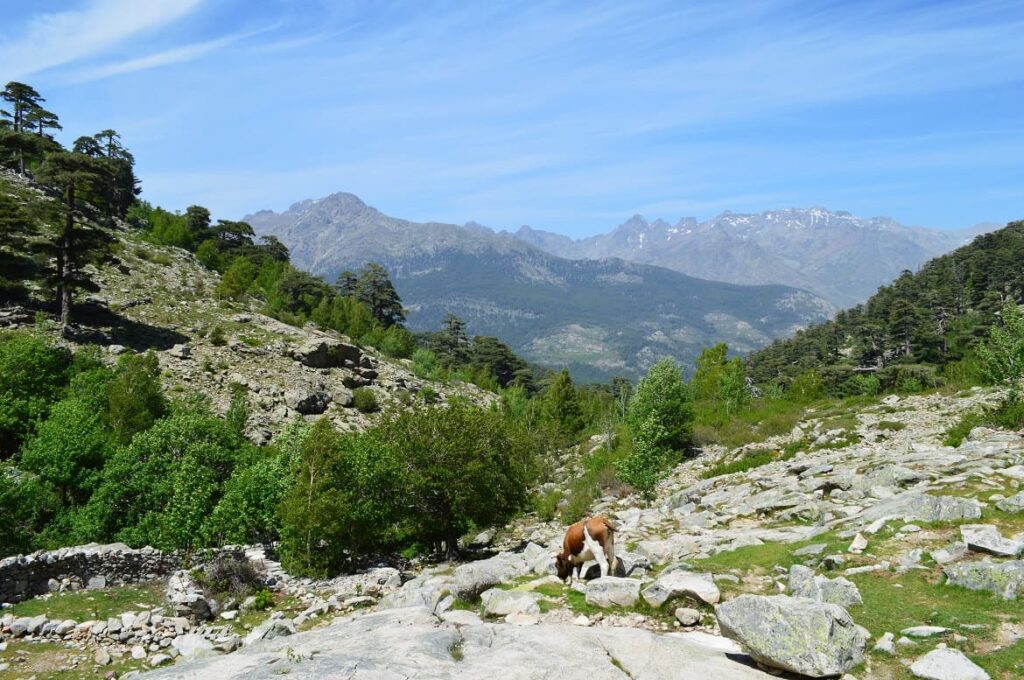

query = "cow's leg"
[584,525,608,577]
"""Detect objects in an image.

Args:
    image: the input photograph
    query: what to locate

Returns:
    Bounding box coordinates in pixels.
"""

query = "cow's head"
[554,552,571,582]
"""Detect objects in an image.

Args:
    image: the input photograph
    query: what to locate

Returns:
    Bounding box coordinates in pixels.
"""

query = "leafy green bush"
[279,405,537,575]
[701,447,796,479]
[0,332,72,456]
[532,488,564,522]
[618,358,692,498]
[352,387,378,413]
[787,370,824,403]
[208,325,227,346]
[252,588,274,610]
[419,385,439,404]
[411,348,442,380]
[978,303,1024,388]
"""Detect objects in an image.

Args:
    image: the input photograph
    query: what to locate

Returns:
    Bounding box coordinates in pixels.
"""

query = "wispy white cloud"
[63,27,270,84]
[0,0,204,80]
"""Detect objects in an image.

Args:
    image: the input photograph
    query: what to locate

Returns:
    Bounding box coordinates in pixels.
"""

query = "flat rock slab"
[715,594,867,678]
[960,524,1024,557]
[909,647,990,680]
[138,606,776,679]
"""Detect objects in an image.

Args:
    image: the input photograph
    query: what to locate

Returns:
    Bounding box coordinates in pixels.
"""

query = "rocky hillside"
[515,208,993,308]
[1,173,492,442]
[246,193,833,380]
[118,386,1023,679]
[4,387,1016,678]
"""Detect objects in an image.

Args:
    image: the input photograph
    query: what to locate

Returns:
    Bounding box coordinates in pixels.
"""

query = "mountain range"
[245,194,834,380]
[513,209,993,308]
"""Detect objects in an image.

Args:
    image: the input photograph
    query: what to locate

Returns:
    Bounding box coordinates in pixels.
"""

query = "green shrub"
[532,488,564,522]
[252,588,274,610]
[196,554,265,597]
[877,420,906,432]
[411,348,442,380]
[208,325,227,346]
[352,387,378,413]
[788,370,824,403]
[0,332,72,456]
[419,385,439,404]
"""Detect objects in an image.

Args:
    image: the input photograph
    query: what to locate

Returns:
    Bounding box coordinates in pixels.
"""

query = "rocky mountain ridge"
[513,208,995,308]
[245,193,834,380]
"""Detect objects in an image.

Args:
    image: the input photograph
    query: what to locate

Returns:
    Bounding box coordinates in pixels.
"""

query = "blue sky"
[2,1,1022,235]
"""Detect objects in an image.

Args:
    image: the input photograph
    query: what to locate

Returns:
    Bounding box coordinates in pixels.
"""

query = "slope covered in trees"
[748,221,1024,395]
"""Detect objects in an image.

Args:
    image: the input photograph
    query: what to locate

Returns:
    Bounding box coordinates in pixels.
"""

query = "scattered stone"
[674,607,701,626]
[901,626,948,638]
[873,632,896,655]
[641,570,720,607]
[172,633,217,661]
[167,343,191,359]
[715,594,867,677]
[996,492,1024,513]
[909,647,990,680]
[932,542,968,565]
[150,654,172,667]
[439,609,483,626]
[95,648,112,666]
[87,575,107,590]
[848,534,868,553]
[585,577,641,608]
[131,645,147,660]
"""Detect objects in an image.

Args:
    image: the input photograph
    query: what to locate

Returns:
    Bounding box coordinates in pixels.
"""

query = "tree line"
[747,221,1024,396]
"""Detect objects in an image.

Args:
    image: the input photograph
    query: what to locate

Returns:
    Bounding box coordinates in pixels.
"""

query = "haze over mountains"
[246,194,833,380]
[514,209,994,308]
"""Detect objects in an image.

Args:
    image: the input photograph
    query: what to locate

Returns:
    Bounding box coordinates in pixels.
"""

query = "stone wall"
[0,543,182,604]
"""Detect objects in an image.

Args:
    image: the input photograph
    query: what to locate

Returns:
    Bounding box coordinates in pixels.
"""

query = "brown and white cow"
[554,516,617,584]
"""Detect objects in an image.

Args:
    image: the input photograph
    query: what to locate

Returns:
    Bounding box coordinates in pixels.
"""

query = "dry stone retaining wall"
[0,543,182,604]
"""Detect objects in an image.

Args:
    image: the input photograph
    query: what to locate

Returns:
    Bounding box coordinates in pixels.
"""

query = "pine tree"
[335,270,358,297]
[355,262,405,327]
[185,205,211,239]
[543,369,583,440]
[1,82,44,173]
[23,107,61,138]
[34,152,117,328]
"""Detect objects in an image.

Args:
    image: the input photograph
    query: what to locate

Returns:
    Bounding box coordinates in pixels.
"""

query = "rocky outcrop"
[288,338,362,368]
[715,594,867,678]
[641,570,720,607]
[943,560,1024,600]
[140,605,776,679]
[959,524,1024,557]
[788,564,862,608]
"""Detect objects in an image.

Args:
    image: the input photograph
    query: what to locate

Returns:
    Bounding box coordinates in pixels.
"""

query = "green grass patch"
[877,420,906,432]
[8,582,165,622]
[701,446,798,479]
[691,531,846,576]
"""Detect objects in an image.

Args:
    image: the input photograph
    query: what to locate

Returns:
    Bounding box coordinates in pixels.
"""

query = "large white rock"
[585,577,642,608]
[715,594,868,678]
[642,570,720,607]
[140,605,776,679]
[909,647,990,680]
